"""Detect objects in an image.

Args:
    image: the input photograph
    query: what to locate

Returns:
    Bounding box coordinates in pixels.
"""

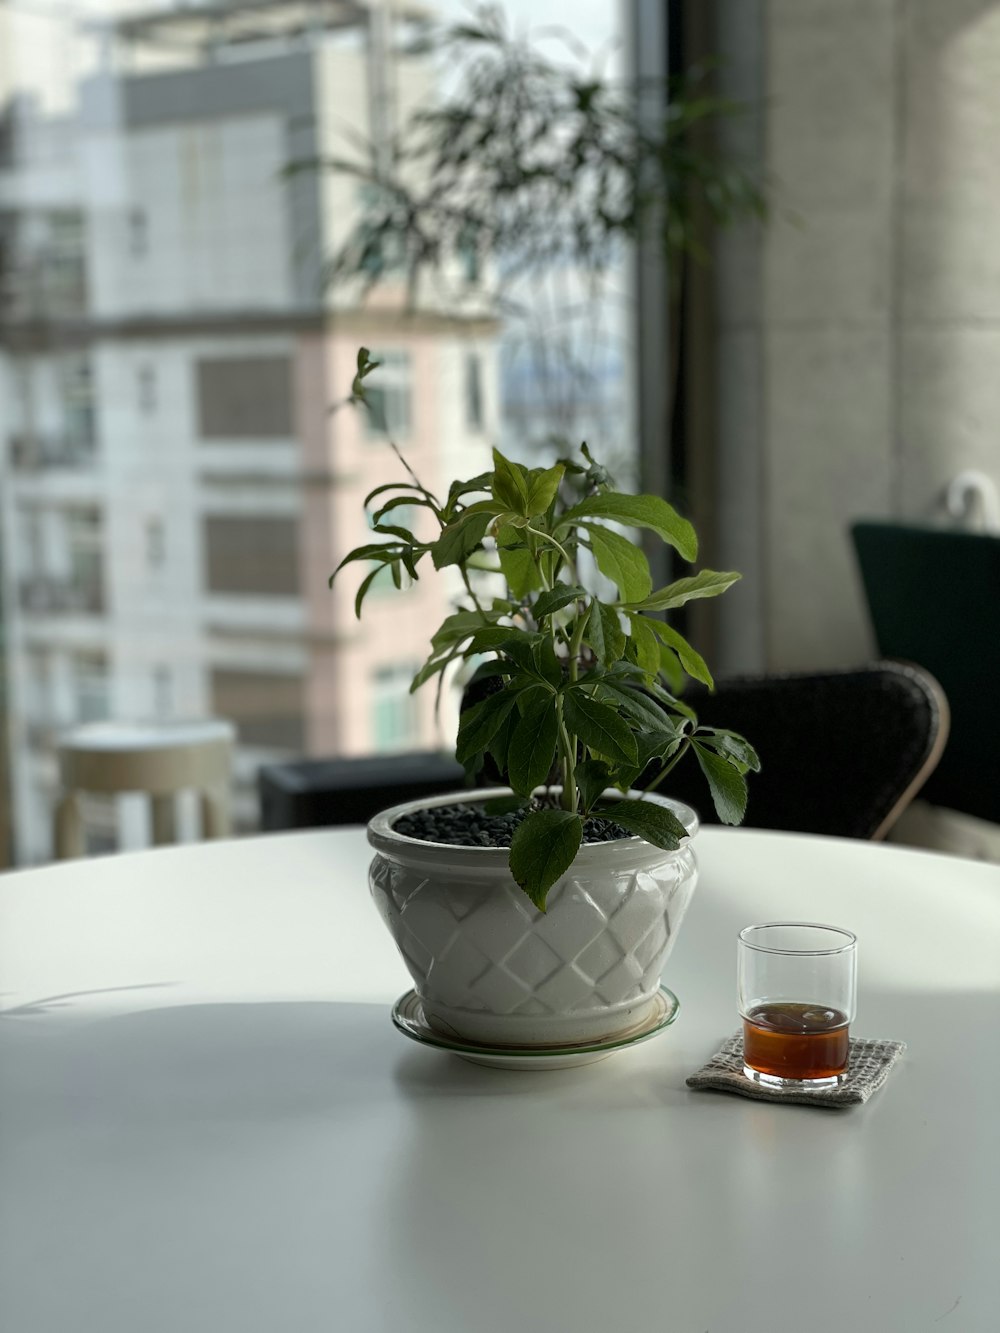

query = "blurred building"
[0,0,498,861]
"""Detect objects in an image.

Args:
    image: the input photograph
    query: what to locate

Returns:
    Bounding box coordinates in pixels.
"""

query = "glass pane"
[0,0,633,864]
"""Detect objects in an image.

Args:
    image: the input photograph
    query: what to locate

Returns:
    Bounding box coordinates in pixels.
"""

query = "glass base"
[743,1064,847,1089]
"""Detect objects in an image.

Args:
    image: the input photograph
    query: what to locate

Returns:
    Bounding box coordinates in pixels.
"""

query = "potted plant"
[332,350,757,1050]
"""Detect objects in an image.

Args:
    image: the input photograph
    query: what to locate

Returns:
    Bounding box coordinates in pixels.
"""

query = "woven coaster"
[686,1033,906,1108]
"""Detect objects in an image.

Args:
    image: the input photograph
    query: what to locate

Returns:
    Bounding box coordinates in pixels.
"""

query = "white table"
[2,828,999,1332]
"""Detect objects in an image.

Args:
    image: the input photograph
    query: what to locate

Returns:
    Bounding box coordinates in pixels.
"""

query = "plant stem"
[556,697,577,812]
[567,610,588,684]
[460,565,488,619]
[524,523,573,573]
[640,739,692,796]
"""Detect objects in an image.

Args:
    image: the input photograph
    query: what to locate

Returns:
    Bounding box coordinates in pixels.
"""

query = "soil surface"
[392,800,631,849]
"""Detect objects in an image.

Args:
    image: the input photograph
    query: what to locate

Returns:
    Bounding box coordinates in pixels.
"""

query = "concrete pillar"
[710,0,1000,673]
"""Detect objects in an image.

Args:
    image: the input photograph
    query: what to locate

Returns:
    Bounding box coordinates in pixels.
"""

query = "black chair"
[647,661,948,840]
[259,750,465,831]
[852,521,1000,825]
[259,662,947,842]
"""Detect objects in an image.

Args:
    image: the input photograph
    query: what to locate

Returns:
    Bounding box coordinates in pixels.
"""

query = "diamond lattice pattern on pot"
[370,855,688,1016]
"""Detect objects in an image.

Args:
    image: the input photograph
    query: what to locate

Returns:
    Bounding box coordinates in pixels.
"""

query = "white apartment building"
[0,1,499,863]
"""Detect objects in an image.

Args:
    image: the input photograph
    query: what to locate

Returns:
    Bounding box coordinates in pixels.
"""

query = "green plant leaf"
[446,471,494,514]
[363,481,435,510]
[628,614,660,680]
[562,691,638,766]
[507,693,560,795]
[692,740,748,824]
[491,448,530,513]
[409,648,454,693]
[574,758,613,813]
[632,617,713,688]
[561,493,697,562]
[508,809,583,911]
[533,636,564,689]
[456,691,520,766]
[594,798,688,849]
[532,583,585,620]
[353,563,386,618]
[431,608,503,652]
[466,624,536,654]
[696,729,761,773]
[331,542,405,579]
[632,569,741,612]
[486,705,519,774]
[657,643,685,693]
[497,525,542,598]
[494,634,558,686]
[431,510,492,569]
[584,600,626,665]
[632,729,684,773]
[525,463,565,517]
[372,493,436,525]
[594,679,677,733]
[467,658,517,685]
[584,524,653,602]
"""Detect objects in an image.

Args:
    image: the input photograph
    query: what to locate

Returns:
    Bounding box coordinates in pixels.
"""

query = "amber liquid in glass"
[743,1001,849,1080]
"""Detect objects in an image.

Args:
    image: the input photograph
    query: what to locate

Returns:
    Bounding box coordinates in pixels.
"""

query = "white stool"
[54,719,235,859]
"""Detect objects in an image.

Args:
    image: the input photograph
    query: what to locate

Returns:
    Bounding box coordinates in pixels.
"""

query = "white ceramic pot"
[368,788,699,1046]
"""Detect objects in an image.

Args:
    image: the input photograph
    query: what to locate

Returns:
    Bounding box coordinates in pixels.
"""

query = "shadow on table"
[0,982,178,1018]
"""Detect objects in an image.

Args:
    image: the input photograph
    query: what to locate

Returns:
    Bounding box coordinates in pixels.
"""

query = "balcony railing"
[7,434,96,473]
[18,575,105,616]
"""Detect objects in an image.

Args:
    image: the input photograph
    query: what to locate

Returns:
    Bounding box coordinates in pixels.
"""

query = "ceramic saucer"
[391,986,680,1070]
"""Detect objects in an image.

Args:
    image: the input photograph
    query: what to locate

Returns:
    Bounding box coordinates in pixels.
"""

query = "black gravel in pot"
[391,800,632,848]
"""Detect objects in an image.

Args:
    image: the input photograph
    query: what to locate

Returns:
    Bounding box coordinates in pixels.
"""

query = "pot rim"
[367,786,699,868]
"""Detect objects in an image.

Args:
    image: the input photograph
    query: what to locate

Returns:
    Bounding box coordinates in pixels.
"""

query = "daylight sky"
[433,0,624,71]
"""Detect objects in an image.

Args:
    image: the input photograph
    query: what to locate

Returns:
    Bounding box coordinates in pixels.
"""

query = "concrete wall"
[711,0,1000,673]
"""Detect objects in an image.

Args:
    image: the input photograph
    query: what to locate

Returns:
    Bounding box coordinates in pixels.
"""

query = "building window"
[146,517,166,570]
[60,352,95,449]
[362,350,411,440]
[152,666,172,717]
[66,505,104,612]
[196,356,294,439]
[128,207,148,258]
[458,222,481,284]
[465,353,483,432]
[24,646,52,724]
[211,668,305,751]
[137,365,157,413]
[71,650,109,723]
[203,514,300,596]
[371,663,419,752]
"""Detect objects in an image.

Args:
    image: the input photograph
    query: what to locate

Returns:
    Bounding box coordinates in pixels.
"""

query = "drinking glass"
[737,923,857,1086]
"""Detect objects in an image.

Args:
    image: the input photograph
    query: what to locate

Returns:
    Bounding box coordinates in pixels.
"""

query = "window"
[137,365,157,413]
[203,515,300,596]
[371,663,419,753]
[128,207,148,258]
[146,517,166,570]
[356,183,405,277]
[458,223,481,284]
[23,647,52,723]
[211,669,305,751]
[71,651,109,723]
[66,506,104,611]
[152,666,172,717]
[465,353,483,432]
[362,351,412,440]
[196,356,294,439]
[0,1,638,868]
[60,352,95,450]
